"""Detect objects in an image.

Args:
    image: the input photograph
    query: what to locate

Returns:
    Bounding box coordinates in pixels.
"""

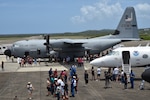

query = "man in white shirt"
[114,67,119,81]
[26,82,34,99]
[97,67,101,81]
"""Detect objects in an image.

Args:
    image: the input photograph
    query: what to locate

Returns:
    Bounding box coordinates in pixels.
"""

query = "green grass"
[140,34,150,40]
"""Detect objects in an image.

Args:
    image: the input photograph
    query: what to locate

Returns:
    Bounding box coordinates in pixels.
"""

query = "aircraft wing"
[63,40,86,46]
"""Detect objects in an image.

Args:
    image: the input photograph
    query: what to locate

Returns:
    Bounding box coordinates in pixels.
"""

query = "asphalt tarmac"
[0,57,150,100]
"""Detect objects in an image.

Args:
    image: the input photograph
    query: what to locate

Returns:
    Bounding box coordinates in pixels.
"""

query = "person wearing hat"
[13,96,18,100]
[26,82,34,99]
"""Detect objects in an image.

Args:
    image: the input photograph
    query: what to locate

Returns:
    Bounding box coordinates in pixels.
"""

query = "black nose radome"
[141,68,150,83]
[4,49,11,57]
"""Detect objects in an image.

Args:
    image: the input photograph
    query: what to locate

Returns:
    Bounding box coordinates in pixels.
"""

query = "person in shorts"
[26,82,34,99]
[97,67,101,81]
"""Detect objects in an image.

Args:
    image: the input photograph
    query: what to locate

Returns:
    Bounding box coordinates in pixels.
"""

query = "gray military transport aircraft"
[4,7,140,60]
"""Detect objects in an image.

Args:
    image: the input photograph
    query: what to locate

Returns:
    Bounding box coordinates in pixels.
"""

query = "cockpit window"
[108,51,119,56]
[13,44,19,47]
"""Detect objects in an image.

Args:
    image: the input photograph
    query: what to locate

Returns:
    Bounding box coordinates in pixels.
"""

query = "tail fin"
[98,7,140,40]
[113,7,140,40]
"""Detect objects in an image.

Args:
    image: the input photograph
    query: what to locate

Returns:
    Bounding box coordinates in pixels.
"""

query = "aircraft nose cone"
[90,60,96,66]
[90,59,101,66]
[4,49,11,57]
[141,68,150,83]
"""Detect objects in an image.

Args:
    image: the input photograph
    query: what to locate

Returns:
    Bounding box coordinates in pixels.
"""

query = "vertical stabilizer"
[113,7,139,40]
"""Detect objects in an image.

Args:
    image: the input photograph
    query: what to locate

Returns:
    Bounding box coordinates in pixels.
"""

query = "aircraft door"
[122,51,130,64]
[122,51,131,75]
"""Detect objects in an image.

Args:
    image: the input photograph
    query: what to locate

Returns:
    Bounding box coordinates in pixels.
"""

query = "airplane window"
[13,44,19,47]
[143,54,148,59]
[108,51,119,56]
[0,47,1,49]
[3,47,6,49]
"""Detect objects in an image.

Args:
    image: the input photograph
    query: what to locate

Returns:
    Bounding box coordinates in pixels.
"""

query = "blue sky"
[0,0,150,34]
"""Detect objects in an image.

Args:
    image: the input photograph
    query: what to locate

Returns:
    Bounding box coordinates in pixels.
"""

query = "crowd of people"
[17,56,41,67]
[17,54,137,100]
[89,66,135,89]
[25,65,136,100]
[44,64,79,100]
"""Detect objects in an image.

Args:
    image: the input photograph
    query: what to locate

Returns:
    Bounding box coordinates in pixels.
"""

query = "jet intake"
[4,49,11,57]
[141,68,150,83]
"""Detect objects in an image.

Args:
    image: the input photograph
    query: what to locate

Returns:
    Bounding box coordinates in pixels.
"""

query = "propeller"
[43,35,51,54]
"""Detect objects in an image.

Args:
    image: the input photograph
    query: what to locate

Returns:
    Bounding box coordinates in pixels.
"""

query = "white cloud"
[71,16,85,23]
[134,3,150,19]
[71,1,123,24]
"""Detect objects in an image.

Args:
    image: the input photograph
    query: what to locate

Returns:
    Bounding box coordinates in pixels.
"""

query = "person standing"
[26,82,34,99]
[49,68,53,79]
[1,61,4,71]
[56,83,61,100]
[38,58,41,65]
[70,76,76,97]
[46,78,51,96]
[17,57,21,67]
[130,70,135,89]
[74,74,79,93]
[124,73,128,89]
[54,69,58,78]
[97,67,101,81]
[114,67,119,81]
[120,70,124,84]
[84,70,89,86]
[104,71,111,88]
[91,66,95,80]
[64,82,69,99]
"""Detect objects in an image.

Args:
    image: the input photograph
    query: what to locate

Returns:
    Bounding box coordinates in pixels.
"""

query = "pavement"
[0,55,150,100]
[0,40,150,100]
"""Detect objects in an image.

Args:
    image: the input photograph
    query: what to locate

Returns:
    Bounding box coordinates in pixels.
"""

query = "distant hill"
[1,28,150,40]
[50,29,114,38]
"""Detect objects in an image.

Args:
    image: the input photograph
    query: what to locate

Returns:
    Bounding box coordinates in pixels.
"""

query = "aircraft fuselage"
[5,38,121,59]
[90,47,150,67]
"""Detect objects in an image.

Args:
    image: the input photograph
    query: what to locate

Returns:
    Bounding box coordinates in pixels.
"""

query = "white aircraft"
[4,7,140,60]
[90,46,150,68]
